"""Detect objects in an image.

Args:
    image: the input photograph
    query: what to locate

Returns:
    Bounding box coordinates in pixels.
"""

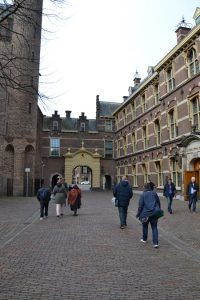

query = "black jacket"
[113,180,133,207]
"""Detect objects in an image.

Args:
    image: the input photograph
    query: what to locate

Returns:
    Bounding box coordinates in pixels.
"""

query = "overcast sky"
[39,0,200,118]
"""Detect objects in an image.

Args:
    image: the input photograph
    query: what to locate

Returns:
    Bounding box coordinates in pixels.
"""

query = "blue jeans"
[166,195,173,213]
[142,216,158,245]
[118,206,128,226]
[40,200,49,218]
[189,194,197,212]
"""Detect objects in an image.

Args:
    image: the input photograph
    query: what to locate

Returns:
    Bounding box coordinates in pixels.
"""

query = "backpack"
[39,188,50,201]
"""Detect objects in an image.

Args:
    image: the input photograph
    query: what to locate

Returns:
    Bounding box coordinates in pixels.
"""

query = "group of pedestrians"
[36,177,82,220]
[113,175,199,249]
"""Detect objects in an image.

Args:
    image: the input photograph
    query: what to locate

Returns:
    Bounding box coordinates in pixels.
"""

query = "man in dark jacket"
[136,183,161,248]
[187,176,199,212]
[113,176,133,229]
[37,184,51,220]
[163,178,176,214]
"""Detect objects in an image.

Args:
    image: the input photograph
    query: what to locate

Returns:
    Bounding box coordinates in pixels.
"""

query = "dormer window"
[80,122,85,132]
[105,120,112,131]
[53,121,58,131]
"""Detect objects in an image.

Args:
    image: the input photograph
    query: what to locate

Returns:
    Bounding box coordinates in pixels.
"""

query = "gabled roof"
[98,101,121,117]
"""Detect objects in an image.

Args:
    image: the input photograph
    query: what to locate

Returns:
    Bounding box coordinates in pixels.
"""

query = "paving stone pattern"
[0,192,200,299]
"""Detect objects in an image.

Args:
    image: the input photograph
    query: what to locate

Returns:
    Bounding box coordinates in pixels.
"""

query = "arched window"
[190,96,200,130]
[188,48,199,77]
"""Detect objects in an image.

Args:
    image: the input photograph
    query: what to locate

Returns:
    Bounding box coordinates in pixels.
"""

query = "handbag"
[154,209,164,219]
[112,197,119,207]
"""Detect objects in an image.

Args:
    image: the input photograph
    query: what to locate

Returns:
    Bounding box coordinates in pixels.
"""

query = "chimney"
[175,17,191,43]
[133,70,141,87]
[65,110,71,118]
[123,96,128,102]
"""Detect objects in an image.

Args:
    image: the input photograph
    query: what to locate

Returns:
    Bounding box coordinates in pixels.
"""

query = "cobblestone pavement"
[0,192,200,299]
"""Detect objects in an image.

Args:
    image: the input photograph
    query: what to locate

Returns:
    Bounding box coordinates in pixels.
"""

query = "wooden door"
[184,171,199,200]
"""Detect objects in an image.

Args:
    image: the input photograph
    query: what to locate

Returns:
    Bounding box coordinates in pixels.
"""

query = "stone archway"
[64,145,101,189]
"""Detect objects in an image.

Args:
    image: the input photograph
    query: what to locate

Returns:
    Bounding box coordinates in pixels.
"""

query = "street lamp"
[40,161,45,187]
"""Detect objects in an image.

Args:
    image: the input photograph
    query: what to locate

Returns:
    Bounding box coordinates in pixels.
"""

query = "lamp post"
[25,168,30,197]
[40,162,45,187]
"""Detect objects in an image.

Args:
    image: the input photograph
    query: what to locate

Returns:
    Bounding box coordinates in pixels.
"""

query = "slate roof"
[98,101,121,117]
[42,100,121,131]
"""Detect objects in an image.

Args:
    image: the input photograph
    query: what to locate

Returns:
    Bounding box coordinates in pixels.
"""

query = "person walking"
[113,175,133,229]
[52,177,68,217]
[163,178,176,214]
[37,184,51,220]
[136,183,161,248]
[68,185,82,216]
[187,176,199,212]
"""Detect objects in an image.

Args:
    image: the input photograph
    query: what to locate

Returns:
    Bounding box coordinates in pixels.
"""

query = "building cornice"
[112,22,200,116]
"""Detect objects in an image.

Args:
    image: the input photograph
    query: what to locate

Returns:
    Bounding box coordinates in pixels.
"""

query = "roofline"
[155,22,200,70]
[112,21,200,116]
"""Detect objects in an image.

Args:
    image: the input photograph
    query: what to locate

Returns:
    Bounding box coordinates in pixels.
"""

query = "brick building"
[1,3,200,198]
[113,8,200,199]
[37,95,119,192]
[0,1,43,196]
[0,1,120,196]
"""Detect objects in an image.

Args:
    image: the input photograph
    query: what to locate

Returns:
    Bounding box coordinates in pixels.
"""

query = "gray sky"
[39,0,200,118]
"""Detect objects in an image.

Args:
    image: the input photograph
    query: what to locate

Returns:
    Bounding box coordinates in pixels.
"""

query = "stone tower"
[0,0,43,196]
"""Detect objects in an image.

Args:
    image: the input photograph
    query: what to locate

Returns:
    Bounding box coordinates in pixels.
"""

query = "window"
[80,122,85,132]
[170,158,181,187]
[155,161,163,186]
[105,140,113,158]
[105,120,112,131]
[142,164,148,184]
[122,109,127,125]
[123,135,127,155]
[50,138,60,156]
[168,109,177,139]
[191,96,200,130]
[116,139,120,158]
[154,83,160,104]
[166,67,175,92]
[142,126,147,149]
[141,93,146,112]
[154,119,161,145]
[132,164,137,186]
[132,101,136,119]
[53,121,58,131]
[188,48,199,77]
[132,133,136,152]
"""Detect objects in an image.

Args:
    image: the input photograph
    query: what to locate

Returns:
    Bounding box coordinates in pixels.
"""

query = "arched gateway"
[64,144,101,189]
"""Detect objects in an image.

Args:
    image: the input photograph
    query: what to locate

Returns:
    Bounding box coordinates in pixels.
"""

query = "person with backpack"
[68,185,82,216]
[37,184,51,220]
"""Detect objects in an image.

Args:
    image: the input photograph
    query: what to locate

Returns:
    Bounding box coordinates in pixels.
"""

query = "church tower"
[0,0,43,196]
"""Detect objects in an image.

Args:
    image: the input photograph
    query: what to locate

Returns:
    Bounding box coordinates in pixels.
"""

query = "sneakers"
[40,217,43,220]
[140,239,147,243]
[154,244,159,248]
[120,225,125,229]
